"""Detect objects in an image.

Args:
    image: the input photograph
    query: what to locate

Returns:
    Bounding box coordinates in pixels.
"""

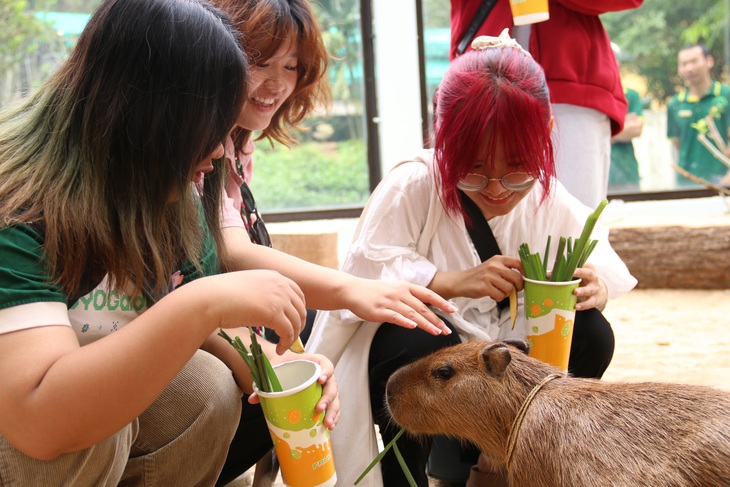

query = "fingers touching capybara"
[386,340,730,487]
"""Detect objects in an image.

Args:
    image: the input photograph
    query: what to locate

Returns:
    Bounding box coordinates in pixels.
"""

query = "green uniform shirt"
[610,88,643,190]
[667,80,730,185]
[0,210,219,343]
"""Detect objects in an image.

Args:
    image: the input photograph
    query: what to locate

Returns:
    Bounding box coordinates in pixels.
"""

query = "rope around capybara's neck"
[505,373,563,470]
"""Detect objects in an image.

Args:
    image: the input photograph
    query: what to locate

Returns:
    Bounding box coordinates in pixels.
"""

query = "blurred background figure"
[609,42,644,194]
[667,43,730,187]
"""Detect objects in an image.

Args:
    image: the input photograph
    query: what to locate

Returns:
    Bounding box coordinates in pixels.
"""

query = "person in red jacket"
[450,0,644,209]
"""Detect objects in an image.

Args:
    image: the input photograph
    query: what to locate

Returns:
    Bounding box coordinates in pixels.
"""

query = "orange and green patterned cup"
[523,277,581,372]
[255,360,336,487]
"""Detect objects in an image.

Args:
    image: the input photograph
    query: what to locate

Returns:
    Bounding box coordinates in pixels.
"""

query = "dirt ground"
[601,288,730,390]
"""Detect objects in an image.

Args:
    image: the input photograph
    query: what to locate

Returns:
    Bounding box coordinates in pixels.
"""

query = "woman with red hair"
[308,30,636,487]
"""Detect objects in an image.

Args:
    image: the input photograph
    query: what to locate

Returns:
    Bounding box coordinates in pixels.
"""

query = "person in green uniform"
[667,43,730,186]
[610,87,644,192]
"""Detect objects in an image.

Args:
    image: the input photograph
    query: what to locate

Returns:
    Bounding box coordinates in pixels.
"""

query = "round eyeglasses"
[456,172,535,192]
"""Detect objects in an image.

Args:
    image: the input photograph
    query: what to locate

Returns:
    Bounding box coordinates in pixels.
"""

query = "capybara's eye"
[431,365,455,380]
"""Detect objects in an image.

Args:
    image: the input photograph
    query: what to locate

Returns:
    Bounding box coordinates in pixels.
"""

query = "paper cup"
[509,0,550,26]
[255,360,336,487]
[523,277,581,371]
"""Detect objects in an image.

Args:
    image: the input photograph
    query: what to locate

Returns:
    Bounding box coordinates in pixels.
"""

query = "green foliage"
[356,429,415,487]
[519,200,607,282]
[313,0,365,132]
[423,0,450,28]
[0,0,58,75]
[250,139,370,211]
[603,0,727,102]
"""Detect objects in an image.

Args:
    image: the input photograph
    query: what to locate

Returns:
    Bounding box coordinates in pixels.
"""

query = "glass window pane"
[251,2,371,212]
[1,0,371,215]
[422,1,451,141]
[603,2,730,196]
[422,0,730,200]
[1,1,99,108]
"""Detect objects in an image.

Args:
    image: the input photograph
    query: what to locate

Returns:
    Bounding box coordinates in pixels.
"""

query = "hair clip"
[471,28,532,57]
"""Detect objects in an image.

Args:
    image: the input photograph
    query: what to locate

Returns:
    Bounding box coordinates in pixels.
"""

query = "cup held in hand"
[255,360,337,487]
[523,277,580,371]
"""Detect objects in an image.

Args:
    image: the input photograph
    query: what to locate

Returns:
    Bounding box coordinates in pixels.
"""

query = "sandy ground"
[601,288,730,390]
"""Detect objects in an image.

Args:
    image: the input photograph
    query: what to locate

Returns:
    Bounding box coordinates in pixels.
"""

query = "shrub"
[250,139,369,211]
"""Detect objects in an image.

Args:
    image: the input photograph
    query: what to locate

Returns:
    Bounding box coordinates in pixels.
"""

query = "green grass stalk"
[559,199,608,281]
[356,428,411,485]
[218,328,282,393]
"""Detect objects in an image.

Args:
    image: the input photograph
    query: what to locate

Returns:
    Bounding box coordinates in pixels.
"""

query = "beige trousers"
[0,350,242,486]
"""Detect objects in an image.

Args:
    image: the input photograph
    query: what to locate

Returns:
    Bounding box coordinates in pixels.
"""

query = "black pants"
[368,308,614,487]
[215,309,318,486]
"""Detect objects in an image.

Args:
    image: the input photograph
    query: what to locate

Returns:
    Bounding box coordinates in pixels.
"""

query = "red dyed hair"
[432,44,555,218]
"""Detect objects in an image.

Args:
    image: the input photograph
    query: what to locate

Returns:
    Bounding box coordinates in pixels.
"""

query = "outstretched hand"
[343,279,457,336]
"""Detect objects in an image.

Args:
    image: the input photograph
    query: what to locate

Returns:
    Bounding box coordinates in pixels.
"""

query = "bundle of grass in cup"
[519,199,608,282]
[218,328,282,393]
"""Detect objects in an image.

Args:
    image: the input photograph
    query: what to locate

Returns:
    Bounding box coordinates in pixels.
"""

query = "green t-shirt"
[610,88,643,190]
[667,80,730,185]
[0,212,220,344]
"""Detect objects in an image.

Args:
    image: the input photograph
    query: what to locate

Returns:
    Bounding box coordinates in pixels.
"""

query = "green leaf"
[355,428,407,485]
[542,235,551,276]
[577,239,599,268]
[219,328,282,393]
[251,330,283,392]
[561,199,608,281]
[393,441,418,487]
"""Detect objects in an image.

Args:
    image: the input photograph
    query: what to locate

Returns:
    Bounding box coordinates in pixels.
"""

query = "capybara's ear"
[480,342,512,376]
[503,339,530,355]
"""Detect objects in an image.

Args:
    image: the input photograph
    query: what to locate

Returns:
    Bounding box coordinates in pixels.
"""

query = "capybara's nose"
[385,376,399,406]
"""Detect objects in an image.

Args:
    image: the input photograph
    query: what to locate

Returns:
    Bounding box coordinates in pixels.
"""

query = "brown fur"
[386,340,730,487]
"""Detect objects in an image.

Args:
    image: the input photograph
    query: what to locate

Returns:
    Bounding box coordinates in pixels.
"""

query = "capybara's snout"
[385,361,418,424]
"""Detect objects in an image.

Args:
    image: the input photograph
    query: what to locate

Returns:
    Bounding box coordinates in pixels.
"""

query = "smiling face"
[236,34,299,132]
[678,45,713,90]
[460,137,537,221]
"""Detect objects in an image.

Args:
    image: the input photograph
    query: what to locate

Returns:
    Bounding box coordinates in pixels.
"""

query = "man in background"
[667,43,730,187]
[450,0,644,208]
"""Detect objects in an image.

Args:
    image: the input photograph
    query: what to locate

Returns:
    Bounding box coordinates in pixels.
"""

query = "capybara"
[386,340,730,487]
